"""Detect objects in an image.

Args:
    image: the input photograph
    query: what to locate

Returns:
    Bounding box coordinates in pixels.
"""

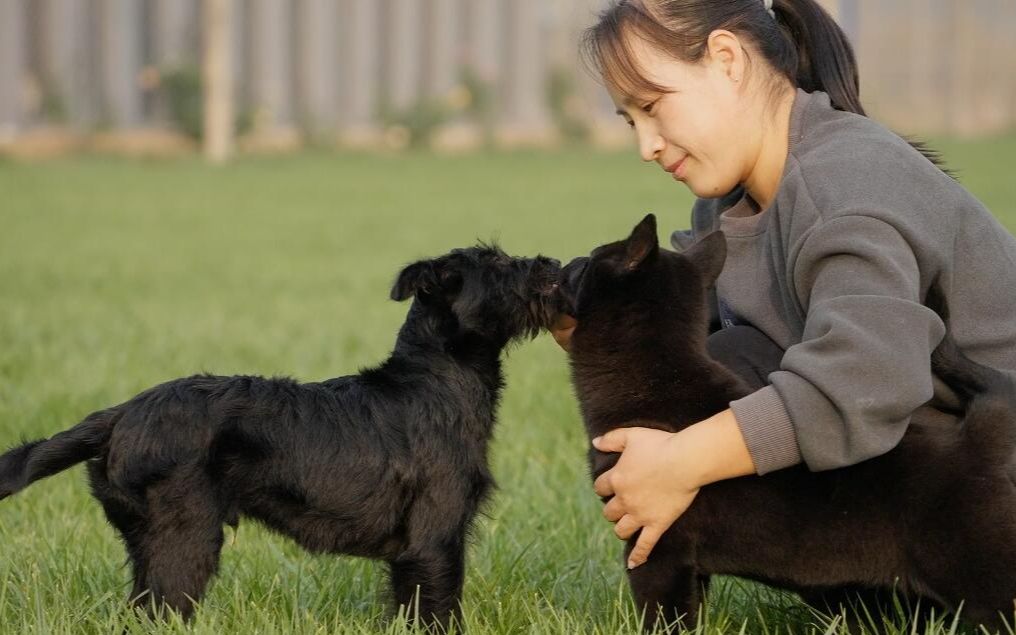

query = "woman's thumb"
[592,428,628,453]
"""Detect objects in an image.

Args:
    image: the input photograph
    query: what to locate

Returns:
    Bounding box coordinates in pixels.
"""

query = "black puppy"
[0,245,560,629]
[557,214,1016,631]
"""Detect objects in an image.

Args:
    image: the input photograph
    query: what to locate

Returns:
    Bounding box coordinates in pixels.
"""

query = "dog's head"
[557,214,725,348]
[391,245,561,346]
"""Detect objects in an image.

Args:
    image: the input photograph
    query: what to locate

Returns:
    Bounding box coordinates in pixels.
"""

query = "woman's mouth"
[665,157,688,181]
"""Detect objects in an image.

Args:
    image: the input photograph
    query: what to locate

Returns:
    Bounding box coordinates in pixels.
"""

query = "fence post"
[384,0,424,114]
[203,0,234,162]
[98,0,143,127]
[497,0,555,146]
[153,0,199,68]
[248,0,294,134]
[295,0,339,138]
[0,0,26,140]
[338,0,382,146]
[36,0,98,128]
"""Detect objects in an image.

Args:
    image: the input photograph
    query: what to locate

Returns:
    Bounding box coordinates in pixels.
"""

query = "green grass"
[1,137,1015,634]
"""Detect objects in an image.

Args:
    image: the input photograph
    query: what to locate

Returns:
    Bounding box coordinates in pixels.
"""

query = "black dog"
[0,245,560,629]
[557,214,1016,631]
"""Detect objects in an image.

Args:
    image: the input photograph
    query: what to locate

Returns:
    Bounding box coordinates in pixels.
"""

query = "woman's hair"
[581,0,864,115]
[582,0,950,172]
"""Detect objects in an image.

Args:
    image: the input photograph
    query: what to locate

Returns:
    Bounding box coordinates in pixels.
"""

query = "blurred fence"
[0,0,1014,155]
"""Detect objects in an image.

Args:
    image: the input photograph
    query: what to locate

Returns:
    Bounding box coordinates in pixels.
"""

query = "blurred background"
[1,0,1014,160]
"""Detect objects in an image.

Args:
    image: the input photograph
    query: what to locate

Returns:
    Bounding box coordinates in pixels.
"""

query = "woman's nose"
[638,129,664,162]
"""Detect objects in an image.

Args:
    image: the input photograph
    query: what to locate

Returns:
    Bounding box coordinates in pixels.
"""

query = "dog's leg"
[626,555,702,633]
[388,540,465,632]
[128,475,226,620]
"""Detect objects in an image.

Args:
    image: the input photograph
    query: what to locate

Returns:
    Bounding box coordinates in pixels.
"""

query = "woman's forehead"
[602,32,698,101]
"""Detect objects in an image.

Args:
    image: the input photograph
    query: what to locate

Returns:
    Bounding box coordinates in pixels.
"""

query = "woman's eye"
[641,100,657,114]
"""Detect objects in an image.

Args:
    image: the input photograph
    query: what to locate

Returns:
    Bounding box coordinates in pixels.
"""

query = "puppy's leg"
[130,475,226,620]
[88,461,154,607]
[388,538,466,632]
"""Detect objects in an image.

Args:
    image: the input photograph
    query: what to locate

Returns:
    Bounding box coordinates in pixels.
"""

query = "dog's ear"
[391,260,464,303]
[624,213,659,271]
[390,260,438,301]
[682,231,727,287]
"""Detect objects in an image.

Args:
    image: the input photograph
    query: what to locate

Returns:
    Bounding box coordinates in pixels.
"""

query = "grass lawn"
[1,136,1015,634]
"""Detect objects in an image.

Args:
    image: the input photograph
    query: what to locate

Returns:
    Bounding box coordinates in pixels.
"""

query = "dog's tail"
[0,408,117,501]
[926,284,1016,464]
[931,333,1016,465]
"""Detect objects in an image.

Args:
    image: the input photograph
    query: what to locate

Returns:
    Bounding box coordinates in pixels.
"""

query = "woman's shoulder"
[785,91,969,218]
[793,92,937,176]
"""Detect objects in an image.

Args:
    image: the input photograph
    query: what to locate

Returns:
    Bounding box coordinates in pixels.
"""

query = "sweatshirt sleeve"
[732,214,945,473]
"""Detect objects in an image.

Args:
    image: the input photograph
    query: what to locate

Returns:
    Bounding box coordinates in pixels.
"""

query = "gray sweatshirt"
[671,89,1016,474]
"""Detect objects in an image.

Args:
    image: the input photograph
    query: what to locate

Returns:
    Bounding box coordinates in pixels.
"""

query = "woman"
[552,0,1016,571]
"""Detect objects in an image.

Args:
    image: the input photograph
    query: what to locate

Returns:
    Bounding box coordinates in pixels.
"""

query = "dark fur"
[0,245,560,629]
[557,214,1016,631]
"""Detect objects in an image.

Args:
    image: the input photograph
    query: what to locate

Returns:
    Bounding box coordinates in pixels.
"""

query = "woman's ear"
[704,29,748,85]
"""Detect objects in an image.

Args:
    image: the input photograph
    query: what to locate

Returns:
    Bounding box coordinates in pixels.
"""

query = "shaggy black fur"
[0,245,560,629]
[557,214,1016,631]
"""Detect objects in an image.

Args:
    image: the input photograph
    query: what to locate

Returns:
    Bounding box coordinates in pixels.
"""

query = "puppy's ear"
[682,231,727,287]
[624,213,659,270]
[390,260,438,301]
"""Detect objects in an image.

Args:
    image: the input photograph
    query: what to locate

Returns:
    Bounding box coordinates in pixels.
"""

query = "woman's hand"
[550,313,577,351]
[593,427,699,570]
[592,409,757,569]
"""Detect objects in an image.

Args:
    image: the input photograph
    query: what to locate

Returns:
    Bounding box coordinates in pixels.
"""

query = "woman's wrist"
[670,409,758,489]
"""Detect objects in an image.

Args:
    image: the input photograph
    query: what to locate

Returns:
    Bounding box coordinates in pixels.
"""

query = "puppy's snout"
[530,257,563,294]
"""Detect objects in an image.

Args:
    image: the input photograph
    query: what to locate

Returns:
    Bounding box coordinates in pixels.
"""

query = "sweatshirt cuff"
[729,385,803,475]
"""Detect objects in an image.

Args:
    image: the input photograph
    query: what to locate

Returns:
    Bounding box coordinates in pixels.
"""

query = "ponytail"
[772,0,865,115]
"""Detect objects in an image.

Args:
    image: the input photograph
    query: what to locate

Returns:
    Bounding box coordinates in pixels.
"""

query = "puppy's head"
[392,244,561,345]
[557,214,725,344]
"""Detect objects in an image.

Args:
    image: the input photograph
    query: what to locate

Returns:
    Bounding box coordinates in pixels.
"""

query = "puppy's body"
[561,215,1016,630]
[0,246,560,627]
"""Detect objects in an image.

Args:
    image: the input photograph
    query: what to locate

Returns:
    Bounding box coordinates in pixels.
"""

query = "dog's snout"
[561,257,589,288]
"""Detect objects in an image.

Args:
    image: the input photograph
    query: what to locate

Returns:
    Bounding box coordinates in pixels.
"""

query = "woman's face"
[608,33,757,199]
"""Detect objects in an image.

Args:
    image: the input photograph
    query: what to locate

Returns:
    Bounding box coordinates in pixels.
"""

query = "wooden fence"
[0,0,1013,154]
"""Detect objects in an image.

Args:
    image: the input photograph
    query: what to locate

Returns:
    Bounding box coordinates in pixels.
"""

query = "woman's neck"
[743,86,796,211]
